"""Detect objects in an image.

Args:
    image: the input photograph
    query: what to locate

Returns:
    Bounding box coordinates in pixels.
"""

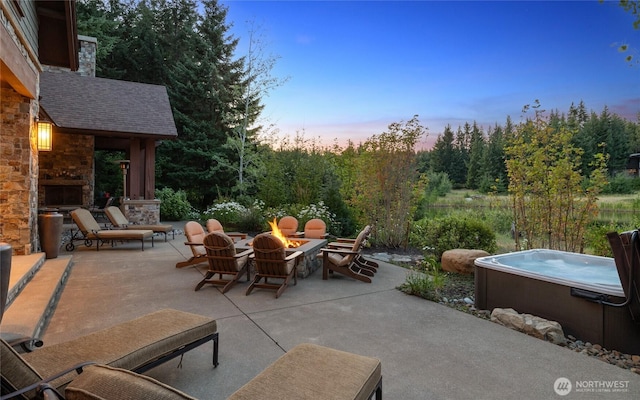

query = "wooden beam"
[144,139,156,200]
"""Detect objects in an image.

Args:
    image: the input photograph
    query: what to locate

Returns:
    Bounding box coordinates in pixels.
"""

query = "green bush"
[397,257,445,301]
[155,188,192,221]
[237,202,267,232]
[584,221,635,257]
[202,201,247,227]
[410,214,497,260]
[601,175,640,194]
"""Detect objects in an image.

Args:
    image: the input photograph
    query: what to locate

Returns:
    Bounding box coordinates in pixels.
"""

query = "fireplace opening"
[44,185,83,206]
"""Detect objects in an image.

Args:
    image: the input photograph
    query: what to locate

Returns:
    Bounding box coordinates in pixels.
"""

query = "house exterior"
[1,0,177,255]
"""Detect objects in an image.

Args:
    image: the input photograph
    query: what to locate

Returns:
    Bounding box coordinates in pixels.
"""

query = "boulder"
[441,249,489,274]
[491,308,567,345]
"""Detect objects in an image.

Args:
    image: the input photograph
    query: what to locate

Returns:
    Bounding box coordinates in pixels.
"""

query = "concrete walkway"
[38,233,640,399]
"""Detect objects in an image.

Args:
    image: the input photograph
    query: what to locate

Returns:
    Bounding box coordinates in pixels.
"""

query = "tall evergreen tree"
[429,125,455,180]
[466,121,485,189]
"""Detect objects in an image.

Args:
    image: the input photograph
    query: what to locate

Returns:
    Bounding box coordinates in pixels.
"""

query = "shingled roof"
[39,71,178,139]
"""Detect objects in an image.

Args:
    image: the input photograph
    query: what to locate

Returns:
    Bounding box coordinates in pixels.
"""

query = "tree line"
[421,102,640,194]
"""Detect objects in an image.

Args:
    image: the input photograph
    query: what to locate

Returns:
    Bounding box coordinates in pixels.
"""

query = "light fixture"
[37,121,53,151]
[116,160,130,200]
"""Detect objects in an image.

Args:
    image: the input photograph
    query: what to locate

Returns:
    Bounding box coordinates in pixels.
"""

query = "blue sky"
[220,1,640,149]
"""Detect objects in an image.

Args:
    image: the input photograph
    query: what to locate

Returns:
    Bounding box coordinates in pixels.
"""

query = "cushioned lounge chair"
[69,209,154,251]
[247,233,302,298]
[195,232,252,293]
[0,309,218,399]
[49,343,381,400]
[104,206,174,241]
[320,227,376,283]
[205,219,248,242]
[176,222,208,268]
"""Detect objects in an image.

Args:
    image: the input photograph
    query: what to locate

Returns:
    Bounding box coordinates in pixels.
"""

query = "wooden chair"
[195,232,252,293]
[206,219,248,242]
[303,218,328,239]
[320,227,376,283]
[277,216,301,237]
[176,221,207,268]
[327,225,378,273]
[247,233,303,298]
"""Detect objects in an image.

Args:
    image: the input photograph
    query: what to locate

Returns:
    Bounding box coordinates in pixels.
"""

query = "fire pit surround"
[235,218,327,278]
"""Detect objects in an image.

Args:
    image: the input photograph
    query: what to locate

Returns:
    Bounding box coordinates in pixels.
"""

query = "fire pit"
[236,218,328,278]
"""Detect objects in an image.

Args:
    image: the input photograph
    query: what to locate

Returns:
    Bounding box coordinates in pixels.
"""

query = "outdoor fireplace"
[44,185,83,206]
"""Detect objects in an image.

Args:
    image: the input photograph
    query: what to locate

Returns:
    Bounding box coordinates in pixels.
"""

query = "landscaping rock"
[441,249,489,274]
[490,308,567,345]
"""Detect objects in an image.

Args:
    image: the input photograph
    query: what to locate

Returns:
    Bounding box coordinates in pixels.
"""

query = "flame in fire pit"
[268,218,302,248]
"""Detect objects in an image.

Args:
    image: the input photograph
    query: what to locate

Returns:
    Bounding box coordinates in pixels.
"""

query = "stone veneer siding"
[0,87,39,255]
[121,200,161,225]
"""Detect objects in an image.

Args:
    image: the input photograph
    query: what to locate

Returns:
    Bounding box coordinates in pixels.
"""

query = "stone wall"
[0,87,39,255]
[121,200,160,225]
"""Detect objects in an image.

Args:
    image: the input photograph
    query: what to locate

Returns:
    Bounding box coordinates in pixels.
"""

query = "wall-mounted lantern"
[37,121,53,151]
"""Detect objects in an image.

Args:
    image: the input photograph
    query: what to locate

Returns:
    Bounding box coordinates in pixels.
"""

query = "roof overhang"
[40,71,178,141]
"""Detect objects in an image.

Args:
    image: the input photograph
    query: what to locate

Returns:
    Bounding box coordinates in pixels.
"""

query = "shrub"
[202,201,248,227]
[601,175,640,194]
[296,201,340,235]
[584,221,634,257]
[237,201,267,232]
[410,214,497,260]
[155,188,192,221]
[398,257,445,301]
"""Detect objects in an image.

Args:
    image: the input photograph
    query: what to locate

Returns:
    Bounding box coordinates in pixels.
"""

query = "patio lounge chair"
[69,209,154,251]
[0,309,218,399]
[247,233,303,298]
[320,227,376,283]
[303,218,328,239]
[43,343,381,400]
[104,206,174,241]
[176,222,208,269]
[205,219,248,242]
[195,232,252,293]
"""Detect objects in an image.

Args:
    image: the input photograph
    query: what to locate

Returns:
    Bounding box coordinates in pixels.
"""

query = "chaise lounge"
[104,206,174,242]
[31,343,382,400]
[69,209,154,251]
[0,309,218,399]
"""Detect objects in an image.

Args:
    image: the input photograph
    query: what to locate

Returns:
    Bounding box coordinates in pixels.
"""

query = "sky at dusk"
[220,1,640,149]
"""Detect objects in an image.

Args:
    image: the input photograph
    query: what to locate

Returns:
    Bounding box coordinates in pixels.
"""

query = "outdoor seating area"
[2,230,638,399]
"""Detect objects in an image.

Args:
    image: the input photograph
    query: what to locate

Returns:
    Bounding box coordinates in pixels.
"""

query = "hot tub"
[474,249,640,355]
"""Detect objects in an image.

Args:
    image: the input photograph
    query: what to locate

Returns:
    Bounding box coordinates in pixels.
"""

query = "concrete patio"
[10,231,640,399]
